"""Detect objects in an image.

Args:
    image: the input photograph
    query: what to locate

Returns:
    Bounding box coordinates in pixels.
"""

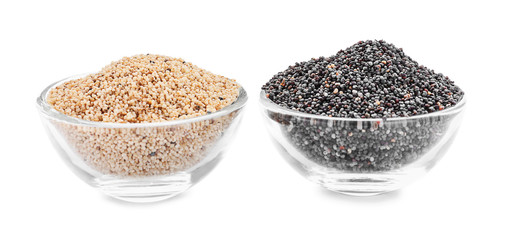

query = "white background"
[1,0,511,239]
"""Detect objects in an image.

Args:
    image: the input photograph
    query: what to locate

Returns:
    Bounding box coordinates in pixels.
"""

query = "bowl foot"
[327,190,387,197]
[307,171,420,196]
[96,174,192,203]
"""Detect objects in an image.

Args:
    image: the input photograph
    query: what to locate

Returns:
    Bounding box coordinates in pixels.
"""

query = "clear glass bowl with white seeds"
[37,74,247,202]
[260,90,465,196]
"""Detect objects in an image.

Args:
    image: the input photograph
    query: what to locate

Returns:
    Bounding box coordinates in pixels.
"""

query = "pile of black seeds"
[269,111,454,172]
[262,40,464,118]
[263,40,465,172]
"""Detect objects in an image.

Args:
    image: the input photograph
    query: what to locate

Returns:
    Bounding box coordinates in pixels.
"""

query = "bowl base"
[96,174,192,203]
[307,170,422,196]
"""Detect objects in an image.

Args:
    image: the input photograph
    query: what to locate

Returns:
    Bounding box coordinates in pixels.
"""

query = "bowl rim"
[37,73,248,128]
[259,90,466,122]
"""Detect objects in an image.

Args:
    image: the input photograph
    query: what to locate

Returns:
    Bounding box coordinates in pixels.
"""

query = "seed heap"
[270,113,455,172]
[263,40,463,118]
[48,54,239,123]
[56,112,240,176]
[263,40,464,172]
[48,54,241,176]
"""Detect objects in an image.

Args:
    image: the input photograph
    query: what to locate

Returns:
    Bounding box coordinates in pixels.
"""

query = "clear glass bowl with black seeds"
[260,91,465,196]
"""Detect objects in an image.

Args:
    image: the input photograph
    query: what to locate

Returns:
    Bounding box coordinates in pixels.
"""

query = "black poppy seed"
[262,40,463,118]
[263,40,465,172]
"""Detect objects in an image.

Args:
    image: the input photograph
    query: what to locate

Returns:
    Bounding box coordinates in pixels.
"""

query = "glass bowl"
[260,90,465,196]
[37,74,247,202]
